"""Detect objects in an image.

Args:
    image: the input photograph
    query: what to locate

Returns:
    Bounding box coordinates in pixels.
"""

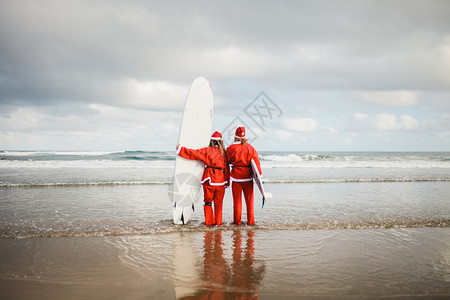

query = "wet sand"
[1,228,449,299]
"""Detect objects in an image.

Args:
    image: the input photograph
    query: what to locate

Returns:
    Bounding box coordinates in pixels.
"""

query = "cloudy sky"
[1,0,449,151]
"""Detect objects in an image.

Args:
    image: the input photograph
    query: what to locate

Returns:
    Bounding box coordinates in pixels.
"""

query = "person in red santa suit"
[226,127,262,225]
[176,131,230,226]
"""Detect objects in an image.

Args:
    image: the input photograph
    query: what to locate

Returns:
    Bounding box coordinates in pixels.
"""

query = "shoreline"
[1,227,449,299]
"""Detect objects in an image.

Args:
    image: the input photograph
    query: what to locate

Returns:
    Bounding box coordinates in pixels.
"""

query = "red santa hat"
[210,131,223,141]
[235,126,245,138]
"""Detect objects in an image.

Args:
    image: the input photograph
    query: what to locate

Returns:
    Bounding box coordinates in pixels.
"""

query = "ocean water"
[0,151,449,299]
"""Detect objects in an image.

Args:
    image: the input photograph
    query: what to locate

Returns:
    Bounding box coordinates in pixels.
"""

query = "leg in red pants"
[203,184,225,226]
[232,180,255,225]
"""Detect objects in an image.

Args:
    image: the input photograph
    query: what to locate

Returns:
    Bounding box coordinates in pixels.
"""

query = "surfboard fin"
[262,192,272,208]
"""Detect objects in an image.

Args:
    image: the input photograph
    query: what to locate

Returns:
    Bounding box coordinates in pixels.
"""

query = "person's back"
[226,127,261,225]
[177,131,229,225]
[227,142,261,182]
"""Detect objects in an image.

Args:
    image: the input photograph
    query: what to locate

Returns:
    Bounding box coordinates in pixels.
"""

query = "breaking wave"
[2,177,449,188]
[0,181,172,188]
[1,218,448,239]
[260,153,450,169]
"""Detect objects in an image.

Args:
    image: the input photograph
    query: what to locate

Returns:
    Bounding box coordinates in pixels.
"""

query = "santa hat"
[210,131,222,140]
[235,126,245,138]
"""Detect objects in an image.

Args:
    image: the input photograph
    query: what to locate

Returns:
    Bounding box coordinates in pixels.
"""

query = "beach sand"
[1,227,449,299]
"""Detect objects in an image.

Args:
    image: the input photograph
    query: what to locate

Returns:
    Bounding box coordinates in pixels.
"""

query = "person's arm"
[252,147,262,176]
[224,151,231,187]
[177,144,208,163]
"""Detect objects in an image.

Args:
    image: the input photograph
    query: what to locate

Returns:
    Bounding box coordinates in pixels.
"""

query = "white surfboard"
[172,77,213,224]
[251,158,271,208]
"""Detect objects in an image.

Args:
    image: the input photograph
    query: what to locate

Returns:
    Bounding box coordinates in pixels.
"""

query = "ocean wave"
[0,159,175,169]
[0,150,119,157]
[1,177,448,188]
[2,151,450,169]
[2,159,449,170]
[260,153,450,168]
[0,181,172,188]
[262,160,450,169]
[120,151,175,161]
[260,152,450,162]
[261,154,332,162]
[265,178,450,184]
[1,218,448,239]
[0,150,177,162]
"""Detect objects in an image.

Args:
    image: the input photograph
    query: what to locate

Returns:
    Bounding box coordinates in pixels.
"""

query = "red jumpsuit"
[178,145,230,225]
[226,142,261,225]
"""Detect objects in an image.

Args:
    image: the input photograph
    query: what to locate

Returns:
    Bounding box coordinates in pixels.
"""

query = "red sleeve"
[224,151,231,186]
[178,146,208,164]
[250,145,262,175]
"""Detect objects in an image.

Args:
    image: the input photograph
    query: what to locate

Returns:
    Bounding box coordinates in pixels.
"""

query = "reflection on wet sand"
[176,230,266,299]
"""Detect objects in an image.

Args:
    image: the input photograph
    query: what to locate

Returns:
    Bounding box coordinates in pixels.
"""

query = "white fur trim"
[201,178,227,186]
[208,181,228,186]
[231,177,253,182]
[176,144,182,155]
[210,137,222,141]
[235,135,245,139]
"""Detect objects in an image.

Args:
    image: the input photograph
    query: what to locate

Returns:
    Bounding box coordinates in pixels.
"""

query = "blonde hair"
[210,139,226,155]
[234,137,248,145]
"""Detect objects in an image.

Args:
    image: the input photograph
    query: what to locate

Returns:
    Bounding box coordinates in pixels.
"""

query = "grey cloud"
[0,0,449,150]
[2,0,449,108]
